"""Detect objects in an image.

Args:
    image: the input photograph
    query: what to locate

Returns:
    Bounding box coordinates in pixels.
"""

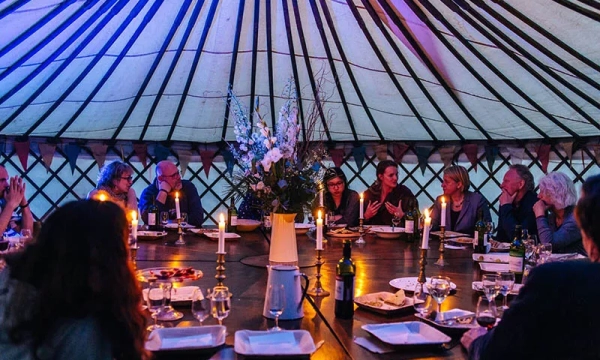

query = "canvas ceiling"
[1,0,599,143]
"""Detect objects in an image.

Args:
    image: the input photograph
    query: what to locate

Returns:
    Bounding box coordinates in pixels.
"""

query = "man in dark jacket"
[496,164,538,242]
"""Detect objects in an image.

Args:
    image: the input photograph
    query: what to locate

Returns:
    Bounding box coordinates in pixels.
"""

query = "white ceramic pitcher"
[263,265,309,320]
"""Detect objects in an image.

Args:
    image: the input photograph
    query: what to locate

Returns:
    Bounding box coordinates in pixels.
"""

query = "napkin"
[146,331,212,350]
[248,332,296,354]
[354,336,395,354]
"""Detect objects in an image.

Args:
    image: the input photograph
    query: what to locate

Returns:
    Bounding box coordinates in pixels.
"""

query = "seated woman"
[88,160,138,213]
[320,167,360,227]
[461,174,600,359]
[0,200,149,359]
[533,171,584,254]
[431,165,491,236]
[363,160,418,226]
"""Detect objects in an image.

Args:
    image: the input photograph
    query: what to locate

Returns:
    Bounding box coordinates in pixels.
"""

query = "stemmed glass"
[211,286,231,326]
[146,281,165,332]
[306,211,314,226]
[475,295,497,331]
[327,211,337,227]
[391,215,401,232]
[481,274,500,301]
[537,243,552,264]
[413,283,433,317]
[427,276,451,321]
[180,212,188,227]
[496,272,515,311]
[191,288,211,326]
[266,284,286,331]
[160,211,169,230]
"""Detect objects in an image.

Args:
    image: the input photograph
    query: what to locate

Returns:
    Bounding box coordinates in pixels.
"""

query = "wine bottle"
[509,225,525,283]
[404,199,415,243]
[335,240,356,319]
[227,197,238,232]
[147,197,159,231]
[474,209,487,254]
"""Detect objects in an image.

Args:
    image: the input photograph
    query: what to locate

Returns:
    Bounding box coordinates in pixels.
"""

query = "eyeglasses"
[163,171,181,179]
[121,176,133,182]
[327,181,344,189]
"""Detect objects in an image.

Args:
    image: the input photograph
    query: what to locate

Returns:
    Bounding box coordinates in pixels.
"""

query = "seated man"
[0,165,33,237]
[139,161,203,227]
[496,165,538,242]
[461,174,600,359]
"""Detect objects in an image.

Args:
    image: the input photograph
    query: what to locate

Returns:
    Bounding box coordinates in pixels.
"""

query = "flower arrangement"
[228,82,325,215]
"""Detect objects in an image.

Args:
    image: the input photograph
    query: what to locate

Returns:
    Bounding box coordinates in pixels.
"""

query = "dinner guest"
[88,160,138,213]
[320,167,360,227]
[533,172,584,254]
[431,165,491,236]
[363,160,418,226]
[0,165,33,237]
[139,160,203,226]
[496,164,538,242]
[461,174,600,359]
[0,200,149,360]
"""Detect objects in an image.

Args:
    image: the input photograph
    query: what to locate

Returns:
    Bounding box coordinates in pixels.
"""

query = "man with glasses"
[496,165,538,242]
[140,160,203,227]
[0,165,33,237]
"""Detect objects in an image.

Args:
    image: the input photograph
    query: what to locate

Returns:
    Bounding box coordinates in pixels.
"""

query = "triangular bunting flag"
[560,141,574,166]
[65,143,81,174]
[329,148,345,168]
[392,143,410,164]
[508,147,525,165]
[89,143,108,169]
[352,145,366,170]
[222,149,235,176]
[462,144,478,172]
[374,144,388,161]
[592,144,600,165]
[199,150,216,178]
[14,139,30,171]
[154,144,170,163]
[133,143,148,168]
[176,149,192,177]
[536,144,551,174]
[438,146,456,168]
[38,143,57,172]
[415,146,432,175]
[485,145,499,171]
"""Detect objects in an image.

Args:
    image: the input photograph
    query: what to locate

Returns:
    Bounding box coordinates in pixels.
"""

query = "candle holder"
[417,247,428,285]
[307,249,330,297]
[355,218,366,244]
[215,252,226,287]
[434,226,447,266]
[130,245,139,271]
[174,217,186,246]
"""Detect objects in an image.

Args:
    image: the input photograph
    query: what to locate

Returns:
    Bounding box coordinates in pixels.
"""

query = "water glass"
[191,288,211,326]
[266,284,286,331]
[496,272,515,310]
[391,215,401,231]
[475,296,497,331]
[427,276,451,320]
[180,212,188,227]
[413,283,434,317]
[537,243,552,264]
[481,274,500,301]
[211,286,231,326]
[146,282,165,332]
[160,211,169,229]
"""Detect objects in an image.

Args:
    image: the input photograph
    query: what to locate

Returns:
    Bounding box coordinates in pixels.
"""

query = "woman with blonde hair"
[431,165,491,236]
[533,171,584,254]
[88,160,138,213]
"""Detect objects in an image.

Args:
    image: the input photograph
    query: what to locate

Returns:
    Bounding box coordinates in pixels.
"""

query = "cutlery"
[437,314,475,325]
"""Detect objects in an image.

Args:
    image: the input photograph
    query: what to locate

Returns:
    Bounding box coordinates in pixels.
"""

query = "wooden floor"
[137,227,488,360]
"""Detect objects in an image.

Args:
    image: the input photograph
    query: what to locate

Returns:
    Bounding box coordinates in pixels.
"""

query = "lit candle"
[131,210,138,242]
[359,192,364,219]
[218,213,225,253]
[175,192,181,219]
[422,208,431,249]
[440,197,447,227]
[98,193,107,202]
[316,210,323,250]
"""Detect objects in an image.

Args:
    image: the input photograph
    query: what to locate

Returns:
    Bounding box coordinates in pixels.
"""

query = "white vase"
[268,213,298,266]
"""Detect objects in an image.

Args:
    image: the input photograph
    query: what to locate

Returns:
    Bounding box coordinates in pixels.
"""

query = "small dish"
[326,228,361,238]
[295,223,313,235]
[415,309,478,330]
[143,286,199,304]
[234,330,316,356]
[389,277,457,293]
[472,253,509,263]
[431,230,470,238]
[236,219,261,232]
[354,291,418,315]
[362,321,451,345]
[137,231,167,240]
[146,325,226,351]
[370,226,405,239]
[472,281,523,295]
[165,223,196,230]
[203,232,241,240]
[479,262,510,272]
[448,237,474,245]
[489,239,510,251]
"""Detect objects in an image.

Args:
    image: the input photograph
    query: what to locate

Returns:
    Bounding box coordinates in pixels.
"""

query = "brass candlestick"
[435,225,447,266]
[130,245,139,271]
[215,252,226,287]
[417,247,428,284]
[174,217,186,246]
[355,218,366,244]
[307,249,330,297]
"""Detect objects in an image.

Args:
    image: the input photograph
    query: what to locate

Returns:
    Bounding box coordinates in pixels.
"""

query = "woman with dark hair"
[363,160,418,225]
[321,167,360,227]
[88,160,138,213]
[0,200,149,360]
[431,165,491,236]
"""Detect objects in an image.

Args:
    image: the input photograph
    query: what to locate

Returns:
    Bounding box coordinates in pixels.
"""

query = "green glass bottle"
[147,198,159,231]
[404,199,415,243]
[335,240,356,319]
[227,197,238,232]
[509,225,525,283]
[474,209,487,254]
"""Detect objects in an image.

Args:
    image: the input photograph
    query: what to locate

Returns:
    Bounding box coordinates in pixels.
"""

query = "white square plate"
[362,321,451,345]
[234,330,316,356]
[472,253,510,263]
[204,232,241,240]
[479,262,510,272]
[146,325,226,351]
[354,292,418,315]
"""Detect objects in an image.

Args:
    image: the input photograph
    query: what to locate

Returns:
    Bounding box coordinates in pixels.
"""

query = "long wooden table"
[136,227,488,359]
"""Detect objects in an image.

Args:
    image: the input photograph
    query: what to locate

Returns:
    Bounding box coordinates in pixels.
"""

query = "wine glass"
[180,212,188,227]
[328,211,337,227]
[391,215,401,232]
[475,295,497,331]
[211,286,231,326]
[413,283,433,317]
[146,281,165,332]
[481,274,500,301]
[496,272,515,311]
[306,212,314,226]
[427,276,451,321]
[537,243,552,264]
[266,284,286,331]
[160,211,169,230]
[191,288,211,326]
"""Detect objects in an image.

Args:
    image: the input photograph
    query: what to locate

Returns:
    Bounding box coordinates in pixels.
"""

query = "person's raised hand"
[533,200,548,217]
[365,200,381,220]
[158,181,172,193]
[5,176,25,210]
[385,199,404,218]
[499,189,516,206]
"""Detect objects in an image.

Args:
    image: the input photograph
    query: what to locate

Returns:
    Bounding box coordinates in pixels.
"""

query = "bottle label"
[335,277,355,301]
[509,256,524,274]
[405,220,414,234]
[231,216,237,226]
[148,213,156,226]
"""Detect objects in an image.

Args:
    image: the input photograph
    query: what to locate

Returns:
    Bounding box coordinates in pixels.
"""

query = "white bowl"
[371,226,404,239]
[295,223,313,235]
[236,219,261,232]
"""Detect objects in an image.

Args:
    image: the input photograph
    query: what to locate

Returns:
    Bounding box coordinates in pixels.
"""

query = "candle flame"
[318,210,322,220]
[441,196,445,204]
[98,194,107,202]
[219,213,225,222]
[175,192,179,199]
[360,192,363,200]
[131,211,137,221]
[424,208,430,219]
